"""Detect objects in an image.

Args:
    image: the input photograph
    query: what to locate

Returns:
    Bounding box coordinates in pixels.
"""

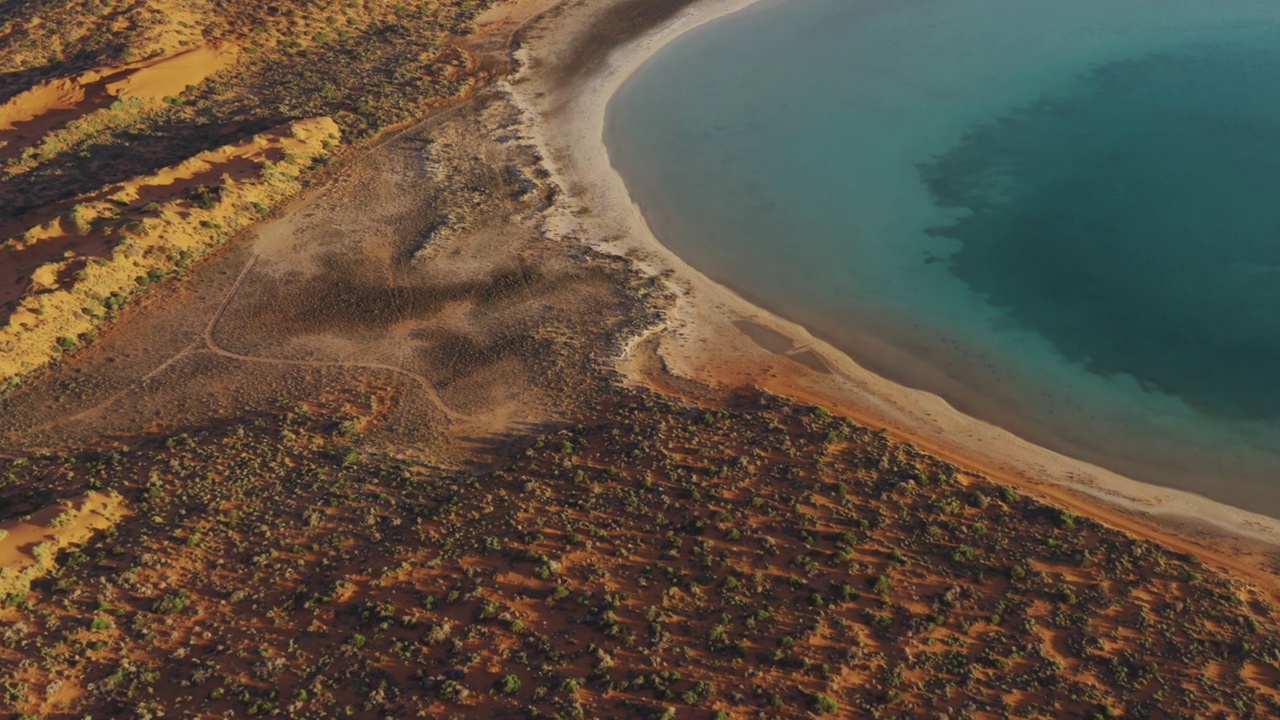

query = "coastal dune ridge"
[506,0,1280,582]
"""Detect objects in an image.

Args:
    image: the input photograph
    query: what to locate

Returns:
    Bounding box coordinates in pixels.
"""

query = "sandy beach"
[505,0,1280,592]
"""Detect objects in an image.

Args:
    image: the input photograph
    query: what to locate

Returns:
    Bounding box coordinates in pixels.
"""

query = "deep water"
[605,0,1280,513]
[925,45,1280,424]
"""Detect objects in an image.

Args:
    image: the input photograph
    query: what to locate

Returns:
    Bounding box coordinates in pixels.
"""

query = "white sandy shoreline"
[503,0,1280,575]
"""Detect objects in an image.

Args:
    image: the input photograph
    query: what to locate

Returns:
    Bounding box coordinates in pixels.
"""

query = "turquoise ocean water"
[605,0,1280,514]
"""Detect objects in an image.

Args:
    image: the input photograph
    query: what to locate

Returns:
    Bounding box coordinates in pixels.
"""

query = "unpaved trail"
[200,255,471,423]
[25,252,473,436]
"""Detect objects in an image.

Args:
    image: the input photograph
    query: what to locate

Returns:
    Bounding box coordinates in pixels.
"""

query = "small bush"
[810,693,839,715]
[191,186,220,210]
[152,591,187,615]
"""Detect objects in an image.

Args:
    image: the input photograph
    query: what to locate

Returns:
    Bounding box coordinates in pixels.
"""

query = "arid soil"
[0,85,652,462]
[4,389,1280,718]
[0,0,509,387]
[2,0,1280,718]
[0,0,655,460]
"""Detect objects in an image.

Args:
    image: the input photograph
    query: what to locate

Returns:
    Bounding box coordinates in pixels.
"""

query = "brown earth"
[0,0,513,387]
[3,389,1280,718]
[1,0,1279,718]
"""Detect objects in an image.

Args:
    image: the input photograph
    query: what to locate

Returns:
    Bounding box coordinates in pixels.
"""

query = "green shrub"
[1059,509,1077,531]
[810,693,839,715]
[191,186,220,210]
[152,591,187,615]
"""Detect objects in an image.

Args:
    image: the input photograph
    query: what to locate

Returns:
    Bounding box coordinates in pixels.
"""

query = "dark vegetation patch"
[249,258,551,334]
[417,331,544,386]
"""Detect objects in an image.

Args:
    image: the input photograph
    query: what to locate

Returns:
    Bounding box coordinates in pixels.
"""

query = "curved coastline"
[506,0,1280,582]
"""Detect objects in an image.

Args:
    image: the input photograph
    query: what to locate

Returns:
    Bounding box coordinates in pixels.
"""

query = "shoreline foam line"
[504,0,1280,580]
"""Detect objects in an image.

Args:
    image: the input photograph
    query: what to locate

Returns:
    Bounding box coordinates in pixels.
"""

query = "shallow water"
[606,0,1280,513]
